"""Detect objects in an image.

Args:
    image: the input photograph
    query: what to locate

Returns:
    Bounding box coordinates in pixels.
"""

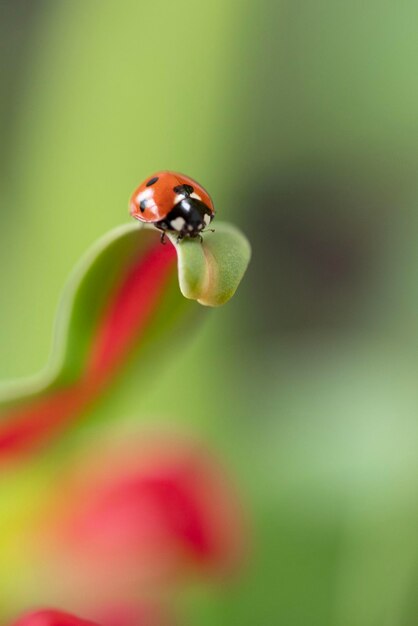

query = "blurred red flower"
[11,610,98,626]
[11,606,169,626]
[44,433,246,588]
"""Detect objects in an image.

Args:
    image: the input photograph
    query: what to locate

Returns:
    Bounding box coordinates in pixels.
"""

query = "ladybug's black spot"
[173,184,194,197]
[146,176,159,187]
[139,200,147,212]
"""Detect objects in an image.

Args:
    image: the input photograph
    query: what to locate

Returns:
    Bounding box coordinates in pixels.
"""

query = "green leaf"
[170,223,252,307]
[0,221,250,455]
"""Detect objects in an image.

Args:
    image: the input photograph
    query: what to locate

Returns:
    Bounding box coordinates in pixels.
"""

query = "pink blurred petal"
[11,609,99,626]
[45,434,246,588]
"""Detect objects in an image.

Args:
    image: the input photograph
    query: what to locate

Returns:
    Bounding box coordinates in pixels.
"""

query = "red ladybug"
[129,171,215,242]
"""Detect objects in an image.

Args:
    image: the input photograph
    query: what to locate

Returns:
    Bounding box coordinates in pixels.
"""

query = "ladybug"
[129,171,215,243]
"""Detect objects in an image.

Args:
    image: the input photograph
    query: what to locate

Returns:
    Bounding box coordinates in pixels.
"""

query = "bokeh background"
[1,1,418,625]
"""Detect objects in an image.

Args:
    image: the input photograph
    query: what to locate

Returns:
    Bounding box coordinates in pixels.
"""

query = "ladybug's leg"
[160,232,167,245]
[176,233,184,244]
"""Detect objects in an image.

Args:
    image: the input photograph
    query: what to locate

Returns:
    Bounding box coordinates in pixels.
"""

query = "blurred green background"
[1,1,418,625]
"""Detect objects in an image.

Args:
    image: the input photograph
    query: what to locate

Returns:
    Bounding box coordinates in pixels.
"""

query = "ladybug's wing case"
[130,192,166,223]
[129,171,215,224]
[129,171,178,223]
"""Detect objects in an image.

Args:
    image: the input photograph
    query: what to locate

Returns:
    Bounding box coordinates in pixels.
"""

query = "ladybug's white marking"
[137,188,159,216]
[138,189,153,202]
[204,213,211,226]
[188,224,194,231]
[171,217,186,231]
[174,192,201,205]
